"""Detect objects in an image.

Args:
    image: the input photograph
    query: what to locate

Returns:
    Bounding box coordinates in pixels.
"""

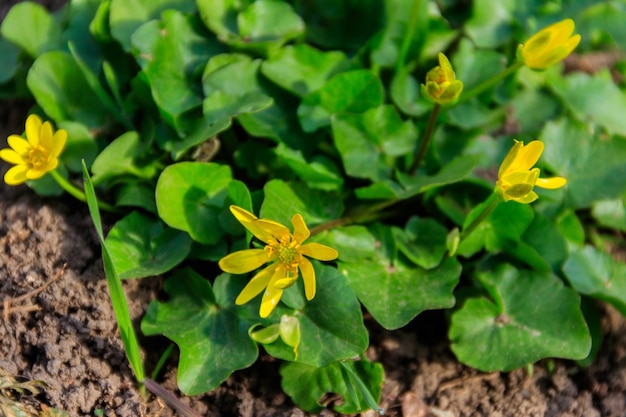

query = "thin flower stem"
[456,61,524,104]
[394,0,423,75]
[408,103,440,175]
[50,169,117,212]
[460,192,502,242]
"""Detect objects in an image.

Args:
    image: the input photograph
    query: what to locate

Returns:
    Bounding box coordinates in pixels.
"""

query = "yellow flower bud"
[518,18,581,70]
[421,53,463,106]
[496,140,567,204]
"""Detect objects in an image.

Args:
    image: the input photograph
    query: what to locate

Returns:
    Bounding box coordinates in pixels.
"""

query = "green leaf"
[343,256,461,330]
[27,51,110,128]
[202,54,273,123]
[198,0,303,55]
[465,0,515,48]
[390,68,431,118]
[262,264,369,366]
[540,118,626,209]
[82,162,145,382]
[0,1,62,57]
[260,179,343,227]
[563,245,626,316]
[331,105,418,181]
[339,224,459,330]
[261,44,349,97]
[131,11,226,130]
[90,131,160,187]
[374,155,476,200]
[62,0,104,73]
[274,144,343,191]
[453,38,507,94]
[109,0,196,51]
[325,226,377,263]
[548,70,626,137]
[393,216,448,269]
[298,70,384,132]
[280,359,383,414]
[592,196,626,232]
[105,211,193,279]
[155,162,232,244]
[141,269,258,394]
[56,121,98,172]
[520,212,568,271]
[450,265,591,371]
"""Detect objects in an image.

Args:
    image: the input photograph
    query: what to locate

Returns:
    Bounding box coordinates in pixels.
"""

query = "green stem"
[460,192,502,242]
[408,103,440,175]
[394,0,423,75]
[150,344,175,381]
[457,61,524,104]
[50,169,117,212]
[339,361,384,415]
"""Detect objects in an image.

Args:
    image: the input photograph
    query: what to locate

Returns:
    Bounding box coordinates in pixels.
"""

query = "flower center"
[266,235,302,275]
[28,145,49,169]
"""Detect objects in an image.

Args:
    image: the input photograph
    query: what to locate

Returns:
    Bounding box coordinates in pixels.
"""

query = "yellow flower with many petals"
[219,206,339,318]
[518,18,581,70]
[0,114,67,185]
[421,52,464,105]
[496,140,567,204]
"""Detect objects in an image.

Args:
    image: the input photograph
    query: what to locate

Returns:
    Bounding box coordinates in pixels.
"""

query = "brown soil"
[1,102,626,417]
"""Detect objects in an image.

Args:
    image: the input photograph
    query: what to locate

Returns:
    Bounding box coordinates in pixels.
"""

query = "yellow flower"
[421,52,464,105]
[518,18,581,70]
[496,140,567,204]
[219,205,338,318]
[0,114,66,185]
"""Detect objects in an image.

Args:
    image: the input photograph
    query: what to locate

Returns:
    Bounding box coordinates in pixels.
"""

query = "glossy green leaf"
[520,212,568,271]
[62,0,103,73]
[155,162,232,244]
[202,54,273,123]
[1,2,62,57]
[340,225,459,330]
[281,359,383,414]
[141,270,258,395]
[450,265,591,371]
[261,44,349,97]
[57,121,98,172]
[548,70,626,137]
[540,118,626,209]
[465,0,515,48]
[393,217,448,269]
[563,245,626,316]
[90,131,160,187]
[27,51,110,128]
[274,144,343,191]
[262,264,369,366]
[325,226,377,263]
[592,196,626,232]
[105,211,193,279]
[454,38,507,94]
[260,179,343,227]
[131,11,226,130]
[109,0,196,51]
[298,70,384,132]
[390,68,431,118]
[331,105,418,181]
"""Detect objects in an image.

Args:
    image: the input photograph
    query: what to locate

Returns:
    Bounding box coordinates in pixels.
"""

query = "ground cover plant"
[1,0,626,415]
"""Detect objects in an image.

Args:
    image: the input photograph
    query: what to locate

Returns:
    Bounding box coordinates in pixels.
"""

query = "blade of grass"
[82,160,145,387]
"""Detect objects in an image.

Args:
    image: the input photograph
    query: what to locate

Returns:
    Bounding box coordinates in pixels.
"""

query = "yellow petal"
[438,52,455,82]
[253,219,291,241]
[7,135,30,156]
[301,242,338,261]
[535,176,567,189]
[218,249,268,274]
[511,141,543,172]
[291,214,310,244]
[298,256,316,300]
[230,205,272,243]
[235,263,278,305]
[49,129,67,158]
[25,114,42,146]
[0,149,27,165]
[4,165,29,185]
[26,166,53,180]
[40,121,54,150]
[512,191,538,204]
[498,140,522,178]
[260,272,284,318]
[274,276,298,289]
